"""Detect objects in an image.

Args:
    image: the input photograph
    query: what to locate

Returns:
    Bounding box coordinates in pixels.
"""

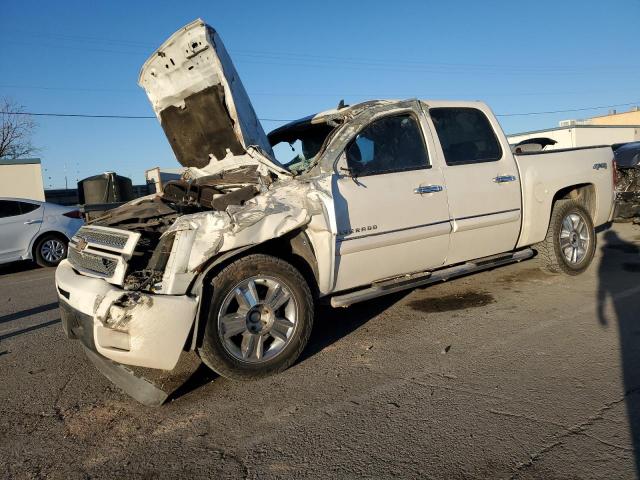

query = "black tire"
[535,199,596,275]
[33,233,68,267]
[198,254,314,380]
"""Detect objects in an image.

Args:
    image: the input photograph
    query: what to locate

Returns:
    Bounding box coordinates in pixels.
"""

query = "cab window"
[429,107,502,165]
[345,114,430,177]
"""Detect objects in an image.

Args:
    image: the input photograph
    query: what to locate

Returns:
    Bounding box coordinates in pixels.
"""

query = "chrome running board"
[330,248,534,308]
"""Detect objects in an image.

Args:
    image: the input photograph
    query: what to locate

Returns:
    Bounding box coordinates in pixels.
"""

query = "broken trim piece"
[83,347,169,406]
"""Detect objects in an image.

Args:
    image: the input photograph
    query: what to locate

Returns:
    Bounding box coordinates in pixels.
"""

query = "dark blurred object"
[78,172,134,205]
[45,184,150,207]
[613,142,640,221]
[78,172,139,221]
[614,142,640,169]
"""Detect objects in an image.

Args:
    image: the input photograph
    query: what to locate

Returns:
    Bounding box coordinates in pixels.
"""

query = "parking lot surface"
[1,223,640,479]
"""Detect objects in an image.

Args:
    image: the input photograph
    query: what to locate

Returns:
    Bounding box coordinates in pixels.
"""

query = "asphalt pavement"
[1,223,640,479]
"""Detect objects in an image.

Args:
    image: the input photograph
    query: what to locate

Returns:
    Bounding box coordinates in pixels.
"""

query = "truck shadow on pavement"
[0,260,40,276]
[0,302,59,326]
[301,292,409,361]
[169,292,408,402]
[597,229,640,476]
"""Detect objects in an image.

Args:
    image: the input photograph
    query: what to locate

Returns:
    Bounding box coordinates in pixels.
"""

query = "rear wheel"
[198,254,314,380]
[34,233,68,267]
[536,199,596,275]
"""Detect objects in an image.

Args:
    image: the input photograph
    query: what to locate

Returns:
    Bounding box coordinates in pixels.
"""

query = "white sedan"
[0,198,84,267]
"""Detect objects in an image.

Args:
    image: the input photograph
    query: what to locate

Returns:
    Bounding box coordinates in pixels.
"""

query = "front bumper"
[55,259,198,371]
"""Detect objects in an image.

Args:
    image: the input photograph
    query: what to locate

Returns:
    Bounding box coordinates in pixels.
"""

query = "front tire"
[198,254,314,380]
[536,199,596,275]
[34,233,68,267]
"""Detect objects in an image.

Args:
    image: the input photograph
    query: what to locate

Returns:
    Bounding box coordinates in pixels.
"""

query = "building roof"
[0,157,41,166]
[590,108,640,119]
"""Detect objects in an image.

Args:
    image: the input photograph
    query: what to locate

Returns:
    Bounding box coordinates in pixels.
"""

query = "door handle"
[493,175,517,183]
[24,220,42,225]
[414,185,444,194]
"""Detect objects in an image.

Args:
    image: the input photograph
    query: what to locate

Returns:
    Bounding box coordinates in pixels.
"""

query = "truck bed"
[514,145,615,248]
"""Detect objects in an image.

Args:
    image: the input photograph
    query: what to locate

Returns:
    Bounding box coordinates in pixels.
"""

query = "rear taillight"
[612,158,617,189]
[63,210,82,219]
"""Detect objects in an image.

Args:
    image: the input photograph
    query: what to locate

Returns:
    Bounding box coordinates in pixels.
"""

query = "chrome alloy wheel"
[41,239,66,263]
[217,276,297,363]
[559,212,590,264]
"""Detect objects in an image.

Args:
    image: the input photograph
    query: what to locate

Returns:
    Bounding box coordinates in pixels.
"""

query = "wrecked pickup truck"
[55,19,616,405]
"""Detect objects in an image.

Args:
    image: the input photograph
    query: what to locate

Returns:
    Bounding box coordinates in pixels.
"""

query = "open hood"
[139,19,285,174]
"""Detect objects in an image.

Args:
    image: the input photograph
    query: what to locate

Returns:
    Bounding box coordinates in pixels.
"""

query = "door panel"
[442,162,521,263]
[333,170,451,291]
[0,201,44,261]
[331,112,451,292]
[427,107,521,264]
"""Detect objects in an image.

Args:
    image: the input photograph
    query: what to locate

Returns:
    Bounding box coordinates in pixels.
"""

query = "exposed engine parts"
[88,165,272,291]
[615,168,640,221]
[613,142,640,222]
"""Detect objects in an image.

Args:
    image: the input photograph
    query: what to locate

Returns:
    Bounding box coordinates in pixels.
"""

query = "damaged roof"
[267,100,398,144]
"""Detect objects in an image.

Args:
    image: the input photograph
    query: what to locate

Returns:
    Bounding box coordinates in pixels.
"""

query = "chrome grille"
[68,247,117,277]
[73,227,129,250]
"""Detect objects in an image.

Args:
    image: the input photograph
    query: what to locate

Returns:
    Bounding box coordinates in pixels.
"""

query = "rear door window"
[18,202,40,214]
[0,200,22,218]
[429,107,502,165]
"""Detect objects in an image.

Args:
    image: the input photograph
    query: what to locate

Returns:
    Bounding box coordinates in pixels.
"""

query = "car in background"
[612,141,640,221]
[0,198,83,267]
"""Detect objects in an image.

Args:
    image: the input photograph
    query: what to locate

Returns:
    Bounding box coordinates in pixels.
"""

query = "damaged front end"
[90,164,273,293]
[59,160,323,404]
[55,18,335,405]
[615,169,640,221]
[613,142,640,222]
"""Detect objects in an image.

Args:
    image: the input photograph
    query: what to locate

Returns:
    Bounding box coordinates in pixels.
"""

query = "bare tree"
[0,97,38,159]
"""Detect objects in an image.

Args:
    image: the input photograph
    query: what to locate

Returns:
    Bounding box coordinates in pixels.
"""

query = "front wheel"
[198,254,314,380]
[536,199,596,275]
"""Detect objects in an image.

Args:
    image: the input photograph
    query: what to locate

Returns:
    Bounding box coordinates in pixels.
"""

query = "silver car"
[0,198,84,267]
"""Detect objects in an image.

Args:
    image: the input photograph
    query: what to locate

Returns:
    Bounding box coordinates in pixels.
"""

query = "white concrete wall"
[508,126,640,150]
[0,162,45,201]
[574,127,640,147]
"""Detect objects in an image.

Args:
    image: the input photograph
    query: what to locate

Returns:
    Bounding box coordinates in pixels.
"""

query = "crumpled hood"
[138,19,287,176]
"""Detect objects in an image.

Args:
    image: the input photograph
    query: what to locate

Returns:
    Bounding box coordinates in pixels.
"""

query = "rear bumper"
[55,259,198,371]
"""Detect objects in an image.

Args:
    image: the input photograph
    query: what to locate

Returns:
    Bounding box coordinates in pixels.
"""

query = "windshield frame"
[268,121,339,175]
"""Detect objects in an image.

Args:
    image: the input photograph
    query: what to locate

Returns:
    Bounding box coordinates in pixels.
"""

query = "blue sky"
[1,0,638,188]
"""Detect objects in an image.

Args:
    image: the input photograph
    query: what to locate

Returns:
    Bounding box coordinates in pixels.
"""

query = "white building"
[508,124,640,150]
[508,107,640,149]
[0,158,45,201]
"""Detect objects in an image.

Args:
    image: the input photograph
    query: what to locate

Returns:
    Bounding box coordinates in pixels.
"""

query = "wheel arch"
[29,229,70,260]
[536,183,596,248]
[534,196,597,275]
[550,183,596,219]
[186,228,319,350]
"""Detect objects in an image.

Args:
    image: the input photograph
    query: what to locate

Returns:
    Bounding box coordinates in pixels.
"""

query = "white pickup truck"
[55,19,616,404]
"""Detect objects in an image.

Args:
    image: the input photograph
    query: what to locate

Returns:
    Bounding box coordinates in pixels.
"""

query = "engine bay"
[89,165,274,290]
